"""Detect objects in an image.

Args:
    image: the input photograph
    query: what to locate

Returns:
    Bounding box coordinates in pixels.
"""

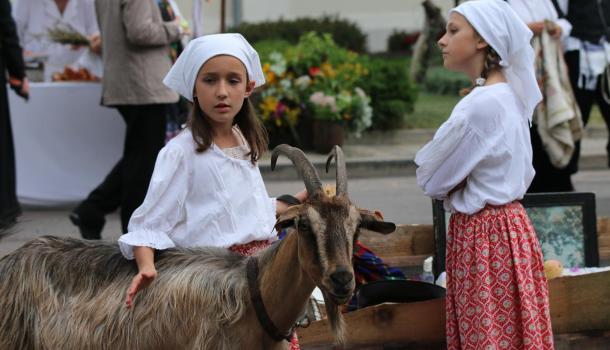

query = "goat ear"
[359,209,396,235]
[275,205,303,230]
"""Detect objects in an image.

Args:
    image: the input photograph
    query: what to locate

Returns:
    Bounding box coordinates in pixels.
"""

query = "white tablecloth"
[9,82,125,206]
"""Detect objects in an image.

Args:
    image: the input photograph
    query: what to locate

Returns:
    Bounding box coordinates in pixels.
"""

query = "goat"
[0,145,396,349]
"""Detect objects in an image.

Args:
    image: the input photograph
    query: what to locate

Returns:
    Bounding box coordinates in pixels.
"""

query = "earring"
[475,77,486,87]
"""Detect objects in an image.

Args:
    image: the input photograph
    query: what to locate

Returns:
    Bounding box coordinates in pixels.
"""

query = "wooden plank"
[298,298,446,349]
[554,331,610,350]
[548,270,610,334]
[360,218,610,264]
[358,224,434,267]
[299,271,610,348]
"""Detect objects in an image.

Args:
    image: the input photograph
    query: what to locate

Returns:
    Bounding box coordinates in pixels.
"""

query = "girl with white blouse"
[415,1,553,349]
[118,34,304,334]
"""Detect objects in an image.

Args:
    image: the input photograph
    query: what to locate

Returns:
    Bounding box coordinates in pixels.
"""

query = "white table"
[9,82,125,206]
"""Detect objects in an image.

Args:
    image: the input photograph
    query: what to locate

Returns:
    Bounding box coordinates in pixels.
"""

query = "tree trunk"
[409,0,447,84]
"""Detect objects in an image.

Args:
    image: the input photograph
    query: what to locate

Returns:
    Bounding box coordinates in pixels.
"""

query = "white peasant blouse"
[415,83,535,215]
[118,128,277,259]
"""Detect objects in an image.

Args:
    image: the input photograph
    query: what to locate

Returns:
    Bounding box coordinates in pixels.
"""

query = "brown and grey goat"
[0,145,395,349]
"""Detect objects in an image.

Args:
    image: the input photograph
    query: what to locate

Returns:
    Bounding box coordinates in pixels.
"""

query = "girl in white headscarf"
[117,33,304,348]
[415,1,553,349]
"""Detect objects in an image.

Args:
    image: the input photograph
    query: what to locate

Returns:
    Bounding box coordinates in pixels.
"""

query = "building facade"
[175,0,455,52]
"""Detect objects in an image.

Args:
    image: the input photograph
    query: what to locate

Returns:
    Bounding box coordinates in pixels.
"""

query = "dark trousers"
[75,104,166,233]
[564,50,610,169]
[528,125,575,192]
[0,83,21,225]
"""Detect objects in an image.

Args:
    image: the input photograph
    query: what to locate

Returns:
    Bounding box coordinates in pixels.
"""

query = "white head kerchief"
[163,33,265,102]
[452,0,542,122]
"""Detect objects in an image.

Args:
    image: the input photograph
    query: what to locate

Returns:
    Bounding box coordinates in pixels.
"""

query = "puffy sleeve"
[118,145,190,259]
[415,101,501,199]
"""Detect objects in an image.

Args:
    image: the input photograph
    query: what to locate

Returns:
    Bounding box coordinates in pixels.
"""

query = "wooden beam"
[360,218,610,265]
[358,224,435,267]
[299,271,610,348]
[298,298,446,349]
[548,270,610,334]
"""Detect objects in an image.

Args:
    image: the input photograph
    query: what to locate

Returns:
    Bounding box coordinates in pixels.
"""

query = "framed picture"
[432,192,599,277]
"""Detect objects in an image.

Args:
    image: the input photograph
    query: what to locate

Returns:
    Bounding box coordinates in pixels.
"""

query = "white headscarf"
[163,33,265,101]
[452,0,542,122]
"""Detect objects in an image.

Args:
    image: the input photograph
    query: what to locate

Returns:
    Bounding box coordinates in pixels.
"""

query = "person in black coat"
[553,0,610,170]
[0,0,29,230]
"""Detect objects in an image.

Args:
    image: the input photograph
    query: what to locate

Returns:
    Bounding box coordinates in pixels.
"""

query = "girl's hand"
[548,23,562,39]
[126,266,157,309]
[528,21,545,36]
[88,34,102,54]
[294,189,308,203]
[275,189,308,216]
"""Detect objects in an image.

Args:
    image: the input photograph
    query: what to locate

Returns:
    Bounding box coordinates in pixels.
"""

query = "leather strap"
[246,256,294,342]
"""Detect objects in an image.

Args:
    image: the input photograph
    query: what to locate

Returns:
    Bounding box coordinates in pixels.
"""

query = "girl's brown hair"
[188,97,269,165]
[460,45,502,96]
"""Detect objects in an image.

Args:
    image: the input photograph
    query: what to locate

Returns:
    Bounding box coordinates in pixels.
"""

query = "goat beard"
[321,290,346,345]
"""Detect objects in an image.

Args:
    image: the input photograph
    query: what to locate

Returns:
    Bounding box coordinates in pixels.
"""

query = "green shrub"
[256,32,373,144]
[253,39,292,62]
[422,66,470,95]
[387,30,421,54]
[360,57,418,130]
[229,16,367,52]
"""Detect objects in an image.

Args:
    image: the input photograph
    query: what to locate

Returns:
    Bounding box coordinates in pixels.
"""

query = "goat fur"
[0,236,259,349]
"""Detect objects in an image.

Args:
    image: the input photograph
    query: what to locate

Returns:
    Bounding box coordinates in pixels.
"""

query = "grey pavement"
[1,126,609,258]
[261,126,610,180]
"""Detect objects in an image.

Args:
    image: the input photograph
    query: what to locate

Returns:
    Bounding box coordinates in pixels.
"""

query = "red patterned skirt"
[446,201,553,350]
[229,240,300,350]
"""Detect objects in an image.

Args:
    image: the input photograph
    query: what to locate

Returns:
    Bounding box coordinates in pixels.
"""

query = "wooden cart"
[298,218,610,349]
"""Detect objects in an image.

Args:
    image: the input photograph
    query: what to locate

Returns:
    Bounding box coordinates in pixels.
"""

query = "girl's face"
[437,12,488,74]
[194,55,255,129]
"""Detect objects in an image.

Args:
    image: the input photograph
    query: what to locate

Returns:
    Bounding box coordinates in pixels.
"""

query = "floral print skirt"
[229,240,301,350]
[446,201,554,350]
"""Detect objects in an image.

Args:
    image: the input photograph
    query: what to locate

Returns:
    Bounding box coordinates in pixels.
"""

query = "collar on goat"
[246,256,295,342]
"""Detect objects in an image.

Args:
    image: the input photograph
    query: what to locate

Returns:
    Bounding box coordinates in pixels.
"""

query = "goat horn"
[271,144,323,198]
[325,145,347,196]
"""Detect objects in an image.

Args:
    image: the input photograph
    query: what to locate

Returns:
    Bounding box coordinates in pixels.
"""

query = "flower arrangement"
[255,32,373,148]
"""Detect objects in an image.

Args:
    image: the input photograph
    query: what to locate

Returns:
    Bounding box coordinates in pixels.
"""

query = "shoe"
[69,211,104,240]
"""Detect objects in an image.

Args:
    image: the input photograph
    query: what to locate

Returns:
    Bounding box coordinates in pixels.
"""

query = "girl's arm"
[125,246,157,309]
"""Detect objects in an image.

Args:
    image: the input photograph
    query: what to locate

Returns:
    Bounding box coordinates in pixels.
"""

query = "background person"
[70,0,182,239]
[12,0,100,80]
[1,0,29,230]
[415,1,553,348]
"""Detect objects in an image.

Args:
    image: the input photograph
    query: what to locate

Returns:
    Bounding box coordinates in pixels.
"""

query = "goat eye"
[297,219,310,232]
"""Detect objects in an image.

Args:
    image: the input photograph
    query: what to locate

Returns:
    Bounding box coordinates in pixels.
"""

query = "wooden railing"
[359,217,610,268]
